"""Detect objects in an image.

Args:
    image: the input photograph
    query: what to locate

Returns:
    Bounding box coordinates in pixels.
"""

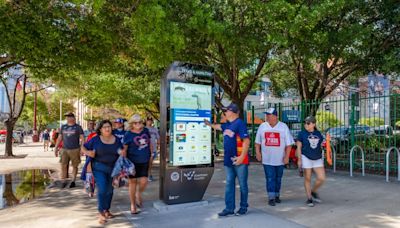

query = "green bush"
[316,111,342,132]
[358,117,384,127]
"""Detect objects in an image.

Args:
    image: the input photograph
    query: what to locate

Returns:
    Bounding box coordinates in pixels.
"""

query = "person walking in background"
[81,120,122,224]
[121,114,152,214]
[55,112,84,188]
[84,120,96,141]
[204,103,250,217]
[255,107,294,206]
[43,129,50,152]
[145,117,159,182]
[296,116,326,207]
[112,118,126,144]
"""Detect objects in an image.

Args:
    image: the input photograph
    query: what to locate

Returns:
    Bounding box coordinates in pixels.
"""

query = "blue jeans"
[92,161,114,213]
[224,165,249,212]
[263,165,284,199]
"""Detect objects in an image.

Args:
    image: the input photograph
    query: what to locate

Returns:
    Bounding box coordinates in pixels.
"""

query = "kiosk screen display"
[170,81,212,166]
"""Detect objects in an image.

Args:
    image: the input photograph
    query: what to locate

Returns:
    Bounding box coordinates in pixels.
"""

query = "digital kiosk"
[159,62,215,205]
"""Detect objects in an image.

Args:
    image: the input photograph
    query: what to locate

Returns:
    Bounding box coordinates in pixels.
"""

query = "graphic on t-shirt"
[307,134,320,149]
[133,134,149,150]
[264,132,281,147]
[223,129,235,138]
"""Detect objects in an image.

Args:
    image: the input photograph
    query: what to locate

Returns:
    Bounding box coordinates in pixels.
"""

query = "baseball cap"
[114,118,124,124]
[264,108,278,116]
[64,112,75,117]
[221,103,239,113]
[304,116,316,123]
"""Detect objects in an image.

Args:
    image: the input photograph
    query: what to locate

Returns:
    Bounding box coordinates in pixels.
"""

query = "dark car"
[327,125,374,148]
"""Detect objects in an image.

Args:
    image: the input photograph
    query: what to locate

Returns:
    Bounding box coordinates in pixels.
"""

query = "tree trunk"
[4,174,20,206]
[4,120,16,157]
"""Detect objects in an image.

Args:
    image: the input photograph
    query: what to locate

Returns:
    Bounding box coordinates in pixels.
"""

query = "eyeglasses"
[102,126,112,129]
[133,122,142,125]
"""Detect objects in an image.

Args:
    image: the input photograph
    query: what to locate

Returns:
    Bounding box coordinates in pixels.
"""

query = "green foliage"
[18,91,74,131]
[396,121,400,128]
[316,111,342,132]
[359,117,385,127]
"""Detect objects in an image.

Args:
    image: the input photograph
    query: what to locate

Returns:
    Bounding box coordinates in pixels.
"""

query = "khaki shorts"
[61,148,81,167]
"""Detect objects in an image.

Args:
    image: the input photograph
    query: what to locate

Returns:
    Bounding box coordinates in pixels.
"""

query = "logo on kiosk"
[184,171,196,181]
[170,172,180,182]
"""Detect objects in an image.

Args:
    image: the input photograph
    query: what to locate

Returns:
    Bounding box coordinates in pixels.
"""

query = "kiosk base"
[162,166,214,205]
[153,200,209,212]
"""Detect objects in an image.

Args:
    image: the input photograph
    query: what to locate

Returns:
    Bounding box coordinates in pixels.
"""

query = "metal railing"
[385,147,400,182]
[350,145,365,177]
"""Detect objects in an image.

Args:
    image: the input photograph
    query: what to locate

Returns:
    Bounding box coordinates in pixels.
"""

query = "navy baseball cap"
[264,108,278,116]
[221,103,240,113]
[114,118,124,124]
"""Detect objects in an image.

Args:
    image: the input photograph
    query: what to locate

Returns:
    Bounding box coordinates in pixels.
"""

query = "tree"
[129,0,278,115]
[18,90,74,133]
[268,0,399,106]
[0,0,133,156]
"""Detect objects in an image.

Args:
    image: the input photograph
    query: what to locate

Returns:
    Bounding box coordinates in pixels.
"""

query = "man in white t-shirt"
[255,108,294,206]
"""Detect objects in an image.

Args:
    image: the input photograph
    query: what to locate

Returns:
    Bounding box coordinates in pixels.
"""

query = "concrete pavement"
[0,142,400,228]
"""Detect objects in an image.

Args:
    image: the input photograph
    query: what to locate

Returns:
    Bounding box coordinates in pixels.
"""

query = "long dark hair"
[96,120,113,136]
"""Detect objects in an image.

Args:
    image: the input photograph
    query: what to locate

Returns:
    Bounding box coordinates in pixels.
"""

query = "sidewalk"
[0,143,400,228]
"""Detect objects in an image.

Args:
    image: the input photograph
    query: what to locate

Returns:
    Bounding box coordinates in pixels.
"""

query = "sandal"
[105,210,115,219]
[98,213,107,224]
[130,205,141,215]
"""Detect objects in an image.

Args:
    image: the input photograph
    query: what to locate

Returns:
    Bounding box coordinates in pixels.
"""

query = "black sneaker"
[306,198,314,207]
[268,199,276,206]
[61,182,68,189]
[275,197,281,203]
[69,181,76,188]
[235,208,247,216]
[218,210,234,217]
[311,192,322,203]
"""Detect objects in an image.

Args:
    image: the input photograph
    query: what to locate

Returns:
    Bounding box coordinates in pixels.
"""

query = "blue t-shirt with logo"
[221,118,249,167]
[84,135,122,168]
[124,128,151,164]
[297,130,323,160]
[112,129,126,144]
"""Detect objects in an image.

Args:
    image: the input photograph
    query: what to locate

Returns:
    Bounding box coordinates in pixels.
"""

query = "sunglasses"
[304,122,314,125]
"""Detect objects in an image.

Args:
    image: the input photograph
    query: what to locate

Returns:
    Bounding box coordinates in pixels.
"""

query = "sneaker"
[311,192,322,203]
[235,208,247,216]
[61,182,68,189]
[275,197,281,203]
[218,210,235,217]
[148,175,154,182]
[306,198,314,207]
[268,199,276,206]
[69,181,76,188]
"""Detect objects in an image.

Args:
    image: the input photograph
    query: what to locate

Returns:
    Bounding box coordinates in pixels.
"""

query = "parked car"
[371,125,393,138]
[327,125,374,148]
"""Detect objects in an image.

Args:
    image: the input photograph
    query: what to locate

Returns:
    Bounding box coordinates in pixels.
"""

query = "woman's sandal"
[98,213,107,224]
[105,210,115,219]
[130,205,141,215]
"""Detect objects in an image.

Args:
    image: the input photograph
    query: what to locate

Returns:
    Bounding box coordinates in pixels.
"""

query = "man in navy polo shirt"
[205,103,250,216]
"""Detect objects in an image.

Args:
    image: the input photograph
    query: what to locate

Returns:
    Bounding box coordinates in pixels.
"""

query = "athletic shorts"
[301,155,324,169]
[129,162,149,179]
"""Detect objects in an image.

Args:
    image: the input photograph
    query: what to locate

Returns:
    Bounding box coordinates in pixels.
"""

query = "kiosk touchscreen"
[159,62,215,205]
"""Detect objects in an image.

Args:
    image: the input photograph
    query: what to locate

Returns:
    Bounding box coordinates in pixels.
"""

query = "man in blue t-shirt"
[205,103,250,216]
[112,118,126,144]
